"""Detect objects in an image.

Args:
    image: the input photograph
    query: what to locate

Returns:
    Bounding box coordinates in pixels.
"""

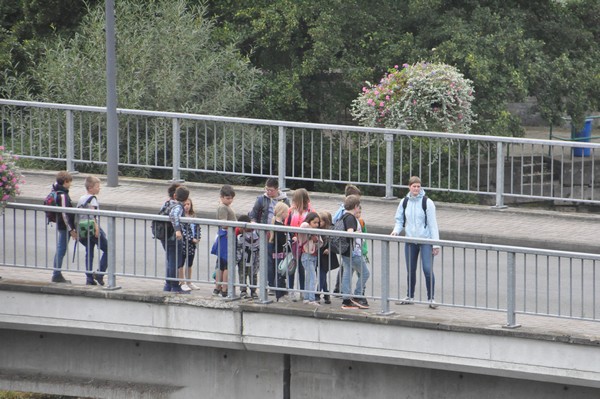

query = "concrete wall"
[0,284,599,398]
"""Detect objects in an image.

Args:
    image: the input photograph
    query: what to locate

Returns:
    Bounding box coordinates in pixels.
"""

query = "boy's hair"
[344,184,361,197]
[55,171,73,185]
[291,188,310,211]
[318,211,332,228]
[84,176,101,191]
[265,177,279,189]
[238,214,251,223]
[220,184,236,198]
[175,186,190,202]
[344,194,361,211]
[408,176,422,186]
[273,202,289,220]
[168,183,181,199]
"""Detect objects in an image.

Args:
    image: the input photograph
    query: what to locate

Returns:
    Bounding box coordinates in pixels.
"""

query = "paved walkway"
[14,169,600,254]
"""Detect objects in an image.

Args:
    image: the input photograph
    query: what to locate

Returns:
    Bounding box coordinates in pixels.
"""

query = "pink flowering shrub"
[0,146,25,211]
[351,62,476,133]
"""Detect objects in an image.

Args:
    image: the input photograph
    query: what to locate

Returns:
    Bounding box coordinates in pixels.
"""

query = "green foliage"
[20,0,259,116]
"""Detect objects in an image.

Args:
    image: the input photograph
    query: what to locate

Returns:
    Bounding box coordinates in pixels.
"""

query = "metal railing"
[1,202,598,327]
[1,99,600,206]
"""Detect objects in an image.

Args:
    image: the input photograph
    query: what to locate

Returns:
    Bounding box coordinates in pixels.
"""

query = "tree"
[11,0,260,116]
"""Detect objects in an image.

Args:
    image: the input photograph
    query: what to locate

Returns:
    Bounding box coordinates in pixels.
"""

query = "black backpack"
[329,213,353,255]
[401,196,428,228]
[151,201,175,240]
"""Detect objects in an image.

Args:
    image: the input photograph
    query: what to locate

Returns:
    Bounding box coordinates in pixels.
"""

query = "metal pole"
[171,118,182,182]
[504,251,520,328]
[379,240,394,315]
[105,0,119,187]
[384,133,397,200]
[65,110,75,173]
[104,216,121,290]
[258,229,272,304]
[278,126,287,190]
[493,142,507,209]
[227,226,237,299]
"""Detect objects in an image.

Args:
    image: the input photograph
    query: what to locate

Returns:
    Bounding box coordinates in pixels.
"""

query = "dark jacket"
[53,183,75,231]
[249,191,290,224]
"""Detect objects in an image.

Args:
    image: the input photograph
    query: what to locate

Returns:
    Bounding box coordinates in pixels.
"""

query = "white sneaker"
[181,283,192,292]
[277,295,291,303]
[291,292,300,302]
[396,296,414,305]
[188,282,200,290]
[428,299,439,309]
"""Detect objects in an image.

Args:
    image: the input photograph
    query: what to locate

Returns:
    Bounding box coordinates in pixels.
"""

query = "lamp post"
[105,0,119,187]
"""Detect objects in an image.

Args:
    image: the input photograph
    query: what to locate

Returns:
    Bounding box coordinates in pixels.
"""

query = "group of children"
[209,181,371,310]
[48,171,371,309]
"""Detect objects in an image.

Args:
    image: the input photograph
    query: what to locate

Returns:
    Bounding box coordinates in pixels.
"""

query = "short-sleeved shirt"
[77,194,99,221]
[217,204,237,222]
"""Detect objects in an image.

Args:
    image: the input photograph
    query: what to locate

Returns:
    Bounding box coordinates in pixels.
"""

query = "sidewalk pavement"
[13,169,600,254]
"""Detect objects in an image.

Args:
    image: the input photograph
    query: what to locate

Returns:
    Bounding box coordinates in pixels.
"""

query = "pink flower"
[379,102,385,107]
[385,95,390,100]
[2,194,9,201]
[394,65,399,69]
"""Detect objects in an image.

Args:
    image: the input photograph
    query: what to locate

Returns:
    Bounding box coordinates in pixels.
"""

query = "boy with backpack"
[48,171,77,283]
[337,195,370,310]
[76,176,108,286]
[163,185,191,294]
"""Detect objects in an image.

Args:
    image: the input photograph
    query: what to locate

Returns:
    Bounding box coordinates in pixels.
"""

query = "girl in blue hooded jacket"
[391,176,440,308]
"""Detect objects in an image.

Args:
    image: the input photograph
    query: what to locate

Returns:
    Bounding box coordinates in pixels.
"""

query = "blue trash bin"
[572,119,593,157]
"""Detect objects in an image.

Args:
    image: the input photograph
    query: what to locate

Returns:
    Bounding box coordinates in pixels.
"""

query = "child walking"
[77,176,108,286]
[299,212,322,306]
[179,198,201,291]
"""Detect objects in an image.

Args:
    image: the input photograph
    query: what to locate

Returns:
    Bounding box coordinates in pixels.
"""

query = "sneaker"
[181,283,192,292]
[250,291,258,299]
[308,301,320,306]
[188,282,200,290]
[397,296,414,305]
[268,290,275,296]
[277,295,291,303]
[170,284,191,294]
[163,283,172,292]
[93,273,105,286]
[240,290,248,298]
[212,288,221,296]
[220,290,228,298]
[291,292,300,302]
[85,280,97,286]
[428,299,439,309]
[323,295,331,305]
[341,300,359,310]
[51,275,71,284]
[351,298,369,309]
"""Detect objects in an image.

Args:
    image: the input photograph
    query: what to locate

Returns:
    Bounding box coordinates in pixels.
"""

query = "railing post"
[104,216,121,290]
[65,110,76,173]
[384,133,397,200]
[493,141,507,209]
[504,251,520,328]
[171,118,183,182]
[258,229,272,304]
[227,226,237,299]
[278,126,287,191]
[379,240,394,315]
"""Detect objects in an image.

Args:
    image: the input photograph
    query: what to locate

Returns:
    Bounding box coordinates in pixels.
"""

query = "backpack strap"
[402,195,428,228]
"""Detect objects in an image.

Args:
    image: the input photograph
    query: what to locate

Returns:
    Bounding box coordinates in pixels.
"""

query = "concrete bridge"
[0,171,599,398]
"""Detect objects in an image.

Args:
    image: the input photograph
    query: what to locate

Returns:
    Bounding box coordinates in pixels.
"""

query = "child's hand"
[176,231,183,240]
[323,249,329,255]
[192,238,199,244]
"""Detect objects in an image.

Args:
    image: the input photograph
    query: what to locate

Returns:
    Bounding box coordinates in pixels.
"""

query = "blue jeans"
[301,253,318,301]
[405,243,435,300]
[165,239,183,288]
[80,228,108,281]
[53,229,70,278]
[341,253,370,300]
